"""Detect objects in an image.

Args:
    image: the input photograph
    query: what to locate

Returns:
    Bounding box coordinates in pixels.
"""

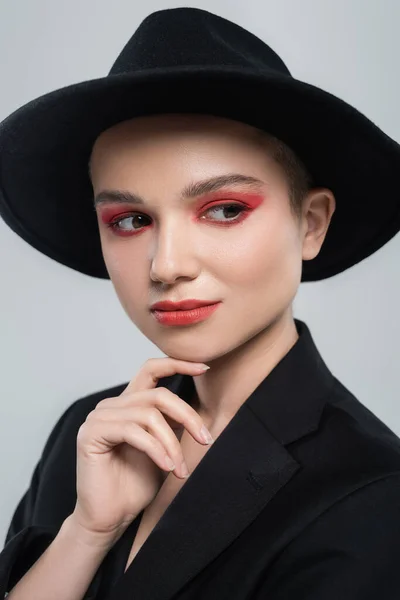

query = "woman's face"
[90,114,329,363]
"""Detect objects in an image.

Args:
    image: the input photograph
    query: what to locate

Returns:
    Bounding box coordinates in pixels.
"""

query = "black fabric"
[1,318,400,599]
[258,474,400,598]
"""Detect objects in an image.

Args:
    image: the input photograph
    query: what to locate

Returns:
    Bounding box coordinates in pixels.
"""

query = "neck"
[191,313,299,431]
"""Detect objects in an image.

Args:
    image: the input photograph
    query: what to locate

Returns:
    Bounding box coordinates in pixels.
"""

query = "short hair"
[252,129,315,222]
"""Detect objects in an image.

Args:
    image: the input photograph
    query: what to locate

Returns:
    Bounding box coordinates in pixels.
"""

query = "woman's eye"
[107,203,248,233]
[202,204,246,222]
[108,214,150,233]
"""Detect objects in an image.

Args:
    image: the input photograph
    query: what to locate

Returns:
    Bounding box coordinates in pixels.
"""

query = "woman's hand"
[70,358,213,543]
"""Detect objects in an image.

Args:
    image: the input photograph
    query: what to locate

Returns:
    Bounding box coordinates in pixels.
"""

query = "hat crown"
[108,7,291,77]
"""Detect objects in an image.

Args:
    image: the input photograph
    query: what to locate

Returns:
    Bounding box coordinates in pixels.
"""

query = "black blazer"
[1,318,400,600]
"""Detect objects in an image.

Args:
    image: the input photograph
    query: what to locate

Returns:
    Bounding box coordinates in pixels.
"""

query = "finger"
[123,407,190,479]
[121,358,209,395]
[91,390,213,447]
[78,419,179,475]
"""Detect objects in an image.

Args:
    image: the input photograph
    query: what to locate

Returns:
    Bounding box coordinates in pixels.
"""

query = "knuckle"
[85,409,97,422]
[144,358,158,371]
[155,387,169,401]
[120,391,138,406]
[156,386,168,394]
[77,423,88,444]
[94,397,112,410]
[90,407,112,422]
[147,407,162,426]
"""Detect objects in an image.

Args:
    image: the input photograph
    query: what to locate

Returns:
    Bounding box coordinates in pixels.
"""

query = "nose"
[149,219,199,284]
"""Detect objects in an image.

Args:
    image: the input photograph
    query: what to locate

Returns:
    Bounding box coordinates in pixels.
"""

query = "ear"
[301,188,336,261]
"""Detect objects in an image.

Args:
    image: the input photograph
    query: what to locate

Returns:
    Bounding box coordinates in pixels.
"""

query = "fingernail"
[165,455,176,471]
[181,460,190,478]
[196,364,210,371]
[201,425,214,444]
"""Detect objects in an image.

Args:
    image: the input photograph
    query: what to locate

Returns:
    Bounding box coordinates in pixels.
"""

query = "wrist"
[61,514,122,553]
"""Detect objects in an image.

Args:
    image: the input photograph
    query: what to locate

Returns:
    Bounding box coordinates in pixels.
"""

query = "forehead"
[89,114,280,181]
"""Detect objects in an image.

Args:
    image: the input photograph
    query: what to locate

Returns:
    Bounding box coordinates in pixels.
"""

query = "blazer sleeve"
[260,472,400,600]
[0,400,81,598]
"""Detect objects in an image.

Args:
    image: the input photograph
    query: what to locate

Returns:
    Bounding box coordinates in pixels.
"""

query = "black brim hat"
[1,7,399,282]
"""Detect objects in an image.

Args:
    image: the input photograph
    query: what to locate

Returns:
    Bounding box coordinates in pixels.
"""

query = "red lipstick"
[151,300,221,326]
[150,299,218,310]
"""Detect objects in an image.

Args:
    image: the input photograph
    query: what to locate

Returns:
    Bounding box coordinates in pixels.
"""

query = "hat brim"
[1,65,399,281]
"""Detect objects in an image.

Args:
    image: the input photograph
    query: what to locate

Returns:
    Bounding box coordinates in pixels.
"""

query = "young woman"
[1,7,400,600]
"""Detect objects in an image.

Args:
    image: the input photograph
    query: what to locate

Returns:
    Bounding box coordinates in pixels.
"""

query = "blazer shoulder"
[40,380,128,458]
[63,380,129,426]
[324,376,400,468]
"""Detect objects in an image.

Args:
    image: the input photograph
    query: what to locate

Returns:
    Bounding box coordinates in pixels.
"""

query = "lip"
[151,302,221,326]
[150,299,219,311]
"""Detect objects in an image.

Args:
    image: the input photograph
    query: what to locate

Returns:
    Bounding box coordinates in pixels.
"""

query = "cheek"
[211,219,299,288]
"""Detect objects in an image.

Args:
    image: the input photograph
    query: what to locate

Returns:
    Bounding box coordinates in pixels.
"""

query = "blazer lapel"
[108,319,335,600]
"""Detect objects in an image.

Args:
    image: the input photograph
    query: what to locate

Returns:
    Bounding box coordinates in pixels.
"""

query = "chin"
[158,338,234,366]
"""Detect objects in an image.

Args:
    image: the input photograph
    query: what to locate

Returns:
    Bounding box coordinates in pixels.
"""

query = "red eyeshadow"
[98,190,265,224]
[99,206,135,223]
[195,191,264,210]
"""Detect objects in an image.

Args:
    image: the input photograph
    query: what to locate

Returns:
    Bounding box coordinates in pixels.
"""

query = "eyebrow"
[92,173,266,208]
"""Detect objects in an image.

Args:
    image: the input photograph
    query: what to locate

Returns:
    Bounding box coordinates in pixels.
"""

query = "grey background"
[1,0,399,542]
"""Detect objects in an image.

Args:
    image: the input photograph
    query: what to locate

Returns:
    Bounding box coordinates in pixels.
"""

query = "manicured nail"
[165,455,176,471]
[201,425,214,444]
[181,461,190,478]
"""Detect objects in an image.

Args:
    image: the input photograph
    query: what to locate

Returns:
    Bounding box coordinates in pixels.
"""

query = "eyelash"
[105,203,251,235]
